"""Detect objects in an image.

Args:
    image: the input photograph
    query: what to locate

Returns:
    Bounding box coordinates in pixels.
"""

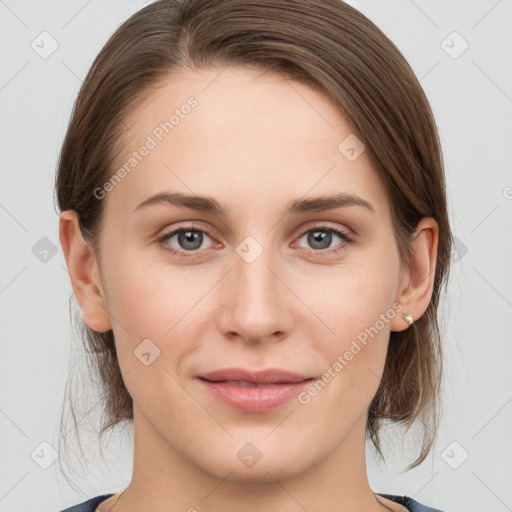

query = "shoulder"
[378,493,447,512]
[59,492,447,512]
[58,494,114,512]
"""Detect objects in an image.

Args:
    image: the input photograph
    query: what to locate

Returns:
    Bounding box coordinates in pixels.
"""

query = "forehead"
[106,65,388,220]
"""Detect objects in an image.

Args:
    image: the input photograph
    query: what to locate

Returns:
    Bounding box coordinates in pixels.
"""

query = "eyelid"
[158,221,217,241]
[292,220,353,241]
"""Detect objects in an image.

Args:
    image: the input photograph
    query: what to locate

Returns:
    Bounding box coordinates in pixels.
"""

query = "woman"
[56,0,452,510]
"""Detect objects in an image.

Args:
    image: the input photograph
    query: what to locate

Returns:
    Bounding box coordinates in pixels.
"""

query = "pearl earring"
[402,313,414,326]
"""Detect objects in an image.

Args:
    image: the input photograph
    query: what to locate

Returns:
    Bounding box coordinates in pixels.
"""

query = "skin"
[59,66,438,512]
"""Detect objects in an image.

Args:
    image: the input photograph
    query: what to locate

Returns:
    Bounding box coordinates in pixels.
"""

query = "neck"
[114,406,396,512]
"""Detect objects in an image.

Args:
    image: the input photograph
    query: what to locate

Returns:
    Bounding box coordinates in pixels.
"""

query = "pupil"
[179,230,202,250]
[309,230,331,249]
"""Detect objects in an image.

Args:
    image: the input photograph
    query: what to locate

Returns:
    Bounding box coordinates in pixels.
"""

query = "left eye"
[295,227,351,252]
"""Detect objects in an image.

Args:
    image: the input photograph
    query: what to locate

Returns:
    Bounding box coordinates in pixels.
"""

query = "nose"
[217,241,294,345]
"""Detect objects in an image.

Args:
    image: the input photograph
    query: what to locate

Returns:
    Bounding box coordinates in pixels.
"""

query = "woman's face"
[88,66,412,481]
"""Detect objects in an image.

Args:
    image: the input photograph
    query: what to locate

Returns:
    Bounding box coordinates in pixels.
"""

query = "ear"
[390,217,439,332]
[59,210,112,332]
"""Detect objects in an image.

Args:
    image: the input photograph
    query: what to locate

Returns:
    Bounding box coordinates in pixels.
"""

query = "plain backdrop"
[1,1,511,511]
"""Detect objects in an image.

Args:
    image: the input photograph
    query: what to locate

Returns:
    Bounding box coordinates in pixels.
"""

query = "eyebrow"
[132,191,375,216]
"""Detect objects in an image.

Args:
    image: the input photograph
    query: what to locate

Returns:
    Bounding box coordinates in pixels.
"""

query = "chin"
[191,437,319,484]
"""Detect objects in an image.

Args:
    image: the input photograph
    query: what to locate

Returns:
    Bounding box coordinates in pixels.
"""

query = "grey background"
[1,1,511,511]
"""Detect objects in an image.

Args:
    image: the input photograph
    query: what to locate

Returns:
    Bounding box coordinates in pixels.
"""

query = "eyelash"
[157,223,353,259]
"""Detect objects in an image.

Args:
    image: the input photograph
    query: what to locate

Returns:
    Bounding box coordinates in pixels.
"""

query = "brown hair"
[55,0,453,474]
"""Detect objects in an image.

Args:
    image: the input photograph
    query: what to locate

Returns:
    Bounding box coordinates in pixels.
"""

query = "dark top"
[59,492,446,511]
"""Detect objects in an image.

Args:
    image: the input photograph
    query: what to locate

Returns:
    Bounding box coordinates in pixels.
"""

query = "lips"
[198,367,312,384]
[217,381,280,387]
[197,367,314,412]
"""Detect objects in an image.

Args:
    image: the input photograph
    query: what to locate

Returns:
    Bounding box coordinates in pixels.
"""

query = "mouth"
[196,368,315,412]
[200,379,308,388]
[198,367,313,384]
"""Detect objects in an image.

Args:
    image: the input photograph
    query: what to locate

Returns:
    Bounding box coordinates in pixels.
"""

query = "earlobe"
[391,217,439,332]
[59,210,112,333]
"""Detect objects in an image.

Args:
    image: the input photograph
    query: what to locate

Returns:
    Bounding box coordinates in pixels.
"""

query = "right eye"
[157,224,216,258]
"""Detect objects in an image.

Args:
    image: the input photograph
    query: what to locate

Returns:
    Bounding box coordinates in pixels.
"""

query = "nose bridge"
[234,237,279,313]
[237,248,275,304]
[220,235,290,342]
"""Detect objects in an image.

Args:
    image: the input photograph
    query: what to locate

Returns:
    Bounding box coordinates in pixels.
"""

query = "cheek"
[101,254,209,412]
[304,259,398,342]
[298,281,394,426]
[102,248,206,334]
[302,256,399,392]
[101,250,231,398]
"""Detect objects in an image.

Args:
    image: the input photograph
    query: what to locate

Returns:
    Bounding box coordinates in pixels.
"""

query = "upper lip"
[198,367,313,384]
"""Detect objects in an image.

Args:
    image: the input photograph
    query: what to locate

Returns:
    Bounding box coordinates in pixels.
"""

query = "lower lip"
[197,378,313,412]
